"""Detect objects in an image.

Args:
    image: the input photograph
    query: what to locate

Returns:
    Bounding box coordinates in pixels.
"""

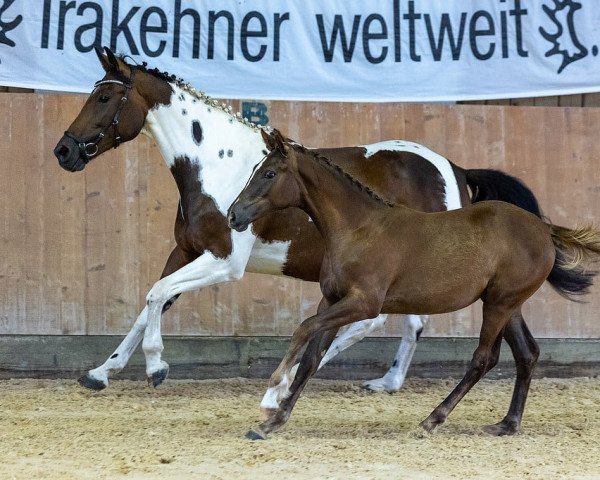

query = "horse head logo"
[539,0,589,73]
[0,0,22,48]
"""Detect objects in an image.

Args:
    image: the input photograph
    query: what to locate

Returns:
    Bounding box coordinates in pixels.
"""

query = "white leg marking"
[84,306,149,387]
[316,315,387,370]
[260,374,291,410]
[142,231,256,379]
[363,314,428,393]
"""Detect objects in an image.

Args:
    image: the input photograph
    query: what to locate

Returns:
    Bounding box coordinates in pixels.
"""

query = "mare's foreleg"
[363,314,428,393]
[420,303,508,433]
[142,233,255,386]
[78,246,194,390]
[483,311,539,436]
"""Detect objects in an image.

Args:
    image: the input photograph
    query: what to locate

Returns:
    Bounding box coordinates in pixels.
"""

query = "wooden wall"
[1,93,600,338]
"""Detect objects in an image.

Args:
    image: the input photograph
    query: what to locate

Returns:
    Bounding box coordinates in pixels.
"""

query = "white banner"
[0,0,599,101]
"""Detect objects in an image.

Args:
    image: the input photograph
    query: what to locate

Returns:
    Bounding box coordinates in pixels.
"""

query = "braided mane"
[114,55,263,132]
[290,143,395,208]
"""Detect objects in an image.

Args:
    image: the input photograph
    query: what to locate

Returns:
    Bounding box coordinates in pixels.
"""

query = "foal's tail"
[547,224,600,301]
[465,169,543,218]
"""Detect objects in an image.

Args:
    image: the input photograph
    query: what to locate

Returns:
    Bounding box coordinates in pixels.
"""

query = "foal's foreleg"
[78,246,193,390]
[251,294,381,439]
[248,328,338,440]
[420,304,508,433]
[483,311,539,436]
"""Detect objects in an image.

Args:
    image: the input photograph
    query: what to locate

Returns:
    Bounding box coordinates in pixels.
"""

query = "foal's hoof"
[245,429,267,441]
[420,415,445,433]
[260,407,280,422]
[482,420,519,436]
[78,374,108,391]
[148,367,169,388]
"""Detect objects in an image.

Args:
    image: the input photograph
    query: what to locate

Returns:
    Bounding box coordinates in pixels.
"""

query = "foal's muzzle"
[227,206,250,232]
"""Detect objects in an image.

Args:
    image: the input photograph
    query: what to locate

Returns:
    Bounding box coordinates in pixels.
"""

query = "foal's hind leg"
[483,311,539,436]
[420,303,508,433]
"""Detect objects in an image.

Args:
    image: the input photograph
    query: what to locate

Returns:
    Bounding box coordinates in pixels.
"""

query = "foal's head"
[228,129,302,232]
[54,47,172,172]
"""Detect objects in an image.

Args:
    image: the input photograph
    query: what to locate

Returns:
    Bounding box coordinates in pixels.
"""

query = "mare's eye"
[98,95,110,103]
[264,170,276,179]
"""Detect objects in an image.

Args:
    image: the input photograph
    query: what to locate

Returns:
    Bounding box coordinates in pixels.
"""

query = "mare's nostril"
[55,144,70,160]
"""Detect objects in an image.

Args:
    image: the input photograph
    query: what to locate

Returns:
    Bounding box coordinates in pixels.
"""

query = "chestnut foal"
[228,129,600,440]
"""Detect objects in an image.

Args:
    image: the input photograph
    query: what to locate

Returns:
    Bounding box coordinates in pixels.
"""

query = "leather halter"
[64,69,136,162]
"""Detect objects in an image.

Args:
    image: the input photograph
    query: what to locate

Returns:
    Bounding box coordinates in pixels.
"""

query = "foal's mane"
[111,55,262,132]
[290,143,396,208]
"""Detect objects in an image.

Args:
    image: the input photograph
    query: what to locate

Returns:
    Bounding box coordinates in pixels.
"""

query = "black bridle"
[64,69,136,162]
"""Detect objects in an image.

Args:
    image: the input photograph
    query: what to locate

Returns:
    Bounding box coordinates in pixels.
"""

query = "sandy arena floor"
[1,377,599,479]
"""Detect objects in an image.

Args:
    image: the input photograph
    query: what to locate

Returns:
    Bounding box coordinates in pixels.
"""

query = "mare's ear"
[95,46,132,78]
[95,46,112,72]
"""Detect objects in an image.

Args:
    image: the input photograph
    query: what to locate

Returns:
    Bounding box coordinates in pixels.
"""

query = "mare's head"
[228,129,302,232]
[54,47,172,172]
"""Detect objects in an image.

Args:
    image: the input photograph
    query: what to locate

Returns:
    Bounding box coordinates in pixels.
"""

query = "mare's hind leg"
[248,328,338,440]
[483,311,539,436]
[363,314,428,393]
[420,303,508,433]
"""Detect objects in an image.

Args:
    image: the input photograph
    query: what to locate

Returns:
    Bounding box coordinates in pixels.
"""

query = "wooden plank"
[3,96,600,338]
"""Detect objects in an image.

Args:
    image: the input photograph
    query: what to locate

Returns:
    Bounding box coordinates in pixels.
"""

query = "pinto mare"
[54,47,543,392]
[228,129,600,440]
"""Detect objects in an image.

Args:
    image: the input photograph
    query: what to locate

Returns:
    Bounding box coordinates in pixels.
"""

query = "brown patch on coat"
[170,156,232,259]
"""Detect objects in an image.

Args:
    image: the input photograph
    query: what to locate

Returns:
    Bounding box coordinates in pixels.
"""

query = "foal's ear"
[261,128,288,154]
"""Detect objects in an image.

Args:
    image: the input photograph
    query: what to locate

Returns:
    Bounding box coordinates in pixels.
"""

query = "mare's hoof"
[361,377,401,394]
[245,429,267,441]
[482,421,519,436]
[78,374,107,391]
[148,367,169,388]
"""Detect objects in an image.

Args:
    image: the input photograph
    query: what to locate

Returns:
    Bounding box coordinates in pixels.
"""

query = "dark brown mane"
[111,54,182,86]
[292,143,396,208]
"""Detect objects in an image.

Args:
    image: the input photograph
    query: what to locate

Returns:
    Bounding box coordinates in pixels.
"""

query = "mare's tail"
[465,169,542,218]
[547,225,600,301]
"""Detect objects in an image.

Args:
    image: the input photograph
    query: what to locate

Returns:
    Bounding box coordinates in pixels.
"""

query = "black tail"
[465,169,543,218]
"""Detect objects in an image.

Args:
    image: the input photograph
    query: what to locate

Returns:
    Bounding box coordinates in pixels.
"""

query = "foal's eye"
[264,170,276,179]
[98,95,110,104]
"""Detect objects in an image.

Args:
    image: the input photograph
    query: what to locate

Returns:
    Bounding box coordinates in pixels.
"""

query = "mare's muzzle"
[54,134,90,172]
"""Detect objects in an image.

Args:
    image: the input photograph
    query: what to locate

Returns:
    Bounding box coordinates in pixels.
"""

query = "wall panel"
[1,94,600,338]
